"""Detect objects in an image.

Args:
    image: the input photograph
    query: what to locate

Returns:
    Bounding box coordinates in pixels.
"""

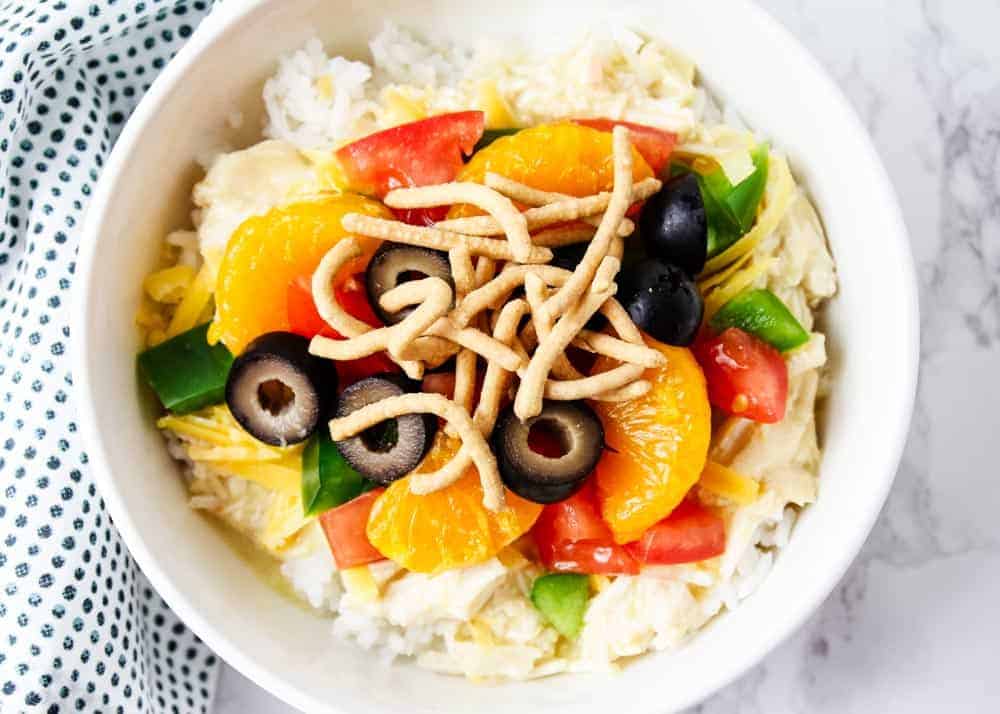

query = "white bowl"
[73,1,918,712]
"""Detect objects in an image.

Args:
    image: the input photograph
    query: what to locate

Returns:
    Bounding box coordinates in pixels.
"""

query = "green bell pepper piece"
[301,429,373,517]
[700,178,743,258]
[530,573,590,640]
[709,288,810,352]
[137,323,234,414]
[673,144,770,259]
[724,143,770,233]
[699,143,769,234]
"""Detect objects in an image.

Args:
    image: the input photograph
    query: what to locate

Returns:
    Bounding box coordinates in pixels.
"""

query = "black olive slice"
[618,259,704,347]
[225,331,337,446]
[550,243,590,273]
[492,401,604,504]
[332,375,437,484]
[365,242,454,325]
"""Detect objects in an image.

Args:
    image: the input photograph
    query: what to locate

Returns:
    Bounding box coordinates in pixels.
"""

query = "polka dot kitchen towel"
[0,2,226,712]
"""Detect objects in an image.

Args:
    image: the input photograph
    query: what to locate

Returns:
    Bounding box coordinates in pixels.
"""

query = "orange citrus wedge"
[593,339,712,544]
[366,434,542,574]
[210,194,390,354]
[452,122,654,215]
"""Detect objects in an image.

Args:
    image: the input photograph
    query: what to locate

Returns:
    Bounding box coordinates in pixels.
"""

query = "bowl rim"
[72,0,919,711]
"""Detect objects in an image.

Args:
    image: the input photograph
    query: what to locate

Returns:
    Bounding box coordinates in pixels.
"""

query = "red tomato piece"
[334,353,400,389]
[393,206,450,227]
[624,500,726,565]
[319,490,387,569]
[534,482,611,544]
[334,275,383,330]
[287,274,333,339]
[546,540,640,575]
[532,482,639,575]
[421,372,456,399]
[335,111,485,197]
[287,274,399,388]
[287,274,381,339]
[693,327,788,423]
[572,118,677,175]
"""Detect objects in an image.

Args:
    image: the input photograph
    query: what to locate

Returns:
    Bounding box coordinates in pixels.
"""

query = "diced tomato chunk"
[692,327,788,423]
[334,352,400,389]
[534,482,611,544]
[393,206,450,227]
[421,372,456,399]
[333,275,383,330]
[335,111,485,197]
[532,482,639,575]
[287,274,333,339]
[287,274,399,388]
[545,540,640,575]
[572,118,677,175]
[319,490,386,569]
[287,273,381,339]
[624,500,725,565]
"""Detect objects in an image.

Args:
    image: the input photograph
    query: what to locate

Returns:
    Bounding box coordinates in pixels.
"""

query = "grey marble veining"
[214,1,1000,711]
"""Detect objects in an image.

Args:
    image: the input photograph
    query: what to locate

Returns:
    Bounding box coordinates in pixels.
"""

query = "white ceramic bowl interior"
[74,1,918,712]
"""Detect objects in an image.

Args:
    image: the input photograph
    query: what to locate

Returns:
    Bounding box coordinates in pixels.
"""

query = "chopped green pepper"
[673,144,770,259]
[530,573,590,640]
[301,428,372,517]
[700,177,742,258]
[709,288,810,352]
[724,143,770,232]
[701,143,770,234]
[472,127,521,155]
[137,323,234,414]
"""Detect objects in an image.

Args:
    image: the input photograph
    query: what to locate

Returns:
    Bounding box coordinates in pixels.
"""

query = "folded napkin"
[0,2,224,712]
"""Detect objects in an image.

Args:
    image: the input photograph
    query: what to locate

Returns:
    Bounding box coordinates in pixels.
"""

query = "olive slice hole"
[257,378,296,417]
[360,419,400,454]
[527,419,572,459]
[492,401,605,504]
[366,243,454,325]
[225,331,336,446]
[332,376,437,484]
[397,270,429,284]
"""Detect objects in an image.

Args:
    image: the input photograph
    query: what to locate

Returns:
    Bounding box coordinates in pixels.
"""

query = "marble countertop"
[215,1,1000,711]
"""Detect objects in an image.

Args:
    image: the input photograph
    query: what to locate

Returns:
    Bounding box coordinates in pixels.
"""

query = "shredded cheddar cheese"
[143,264,196,304]
[698,461,760,505]
[341,565,380,603]
[477,80,516,128]
[314,74,334,100]
[382,87,427,125]
[496,546,530,570]
[260,491,312,553]
[168,262,214,339]
[703,257,775,318]
[589,574,612,594]
[468,619,497,647]
[697,249,753,293]
[158,406,304,496]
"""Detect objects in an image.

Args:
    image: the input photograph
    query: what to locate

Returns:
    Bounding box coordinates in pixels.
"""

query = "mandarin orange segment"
[593,338,712,544]
[366,434,543,574]
[451,122,654,217]
[210,194,390,354]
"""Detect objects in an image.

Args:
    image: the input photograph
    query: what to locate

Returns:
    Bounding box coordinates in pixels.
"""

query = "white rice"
[166,24,836,681]
[262,24,705,150]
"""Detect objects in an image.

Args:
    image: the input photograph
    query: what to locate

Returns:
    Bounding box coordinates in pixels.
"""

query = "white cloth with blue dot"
[0,2,223,712]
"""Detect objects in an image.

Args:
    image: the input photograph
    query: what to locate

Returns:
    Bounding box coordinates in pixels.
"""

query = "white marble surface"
[213,1,1000,711]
